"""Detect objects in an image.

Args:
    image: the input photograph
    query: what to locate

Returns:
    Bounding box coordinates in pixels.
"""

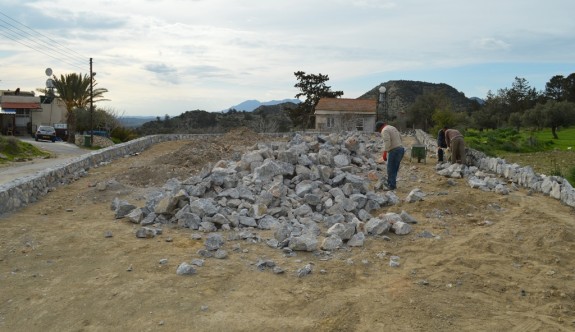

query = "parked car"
[35,125,57,142]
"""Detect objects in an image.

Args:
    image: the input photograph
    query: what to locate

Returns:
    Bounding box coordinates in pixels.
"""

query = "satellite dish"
[45,68,53,76]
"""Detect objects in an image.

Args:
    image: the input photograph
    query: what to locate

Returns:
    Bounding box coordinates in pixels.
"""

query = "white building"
[0,89,67,137]
[314,98,377,132]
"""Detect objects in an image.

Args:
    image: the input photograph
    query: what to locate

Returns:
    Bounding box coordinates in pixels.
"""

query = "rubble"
[110,129,575,277]
[112,131,417,275]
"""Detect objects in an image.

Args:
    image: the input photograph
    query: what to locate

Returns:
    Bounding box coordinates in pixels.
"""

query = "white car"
[35,125,57,142]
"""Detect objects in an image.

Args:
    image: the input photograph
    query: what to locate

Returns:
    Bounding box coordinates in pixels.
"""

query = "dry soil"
[1,128,574,332]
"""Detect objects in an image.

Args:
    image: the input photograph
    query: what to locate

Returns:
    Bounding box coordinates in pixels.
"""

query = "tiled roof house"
[1,89,67,136]
[314,98,377,132]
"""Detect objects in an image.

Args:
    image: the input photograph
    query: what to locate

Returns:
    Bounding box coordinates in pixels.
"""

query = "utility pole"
[89,58,94,147]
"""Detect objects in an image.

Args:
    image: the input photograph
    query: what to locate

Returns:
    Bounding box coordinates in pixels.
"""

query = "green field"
[531,127,575,150]
[464,127,575,185]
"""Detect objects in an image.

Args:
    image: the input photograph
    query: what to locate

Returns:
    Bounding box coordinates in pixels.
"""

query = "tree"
[407,92,451,131]
[253,117,279,133]
[545,75,567,101]
[508,112,523,131]
[290,71,343,129]
[522,104,545,130]
[75,106,122,134]
[506,77,539,115]
[51,73,108,143]
[477,77,539,129]
[523,101,575,139]
[545,73,575,102]
[545,101,575,139]
[432,109,458,130]
[479,90,508,128]
[565,73,575,102]
[95,107,124,134]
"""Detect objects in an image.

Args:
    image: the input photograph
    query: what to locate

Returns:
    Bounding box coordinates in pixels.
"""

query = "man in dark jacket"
[437,126,447,162]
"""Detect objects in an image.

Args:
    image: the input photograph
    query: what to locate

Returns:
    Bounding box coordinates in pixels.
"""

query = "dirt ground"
[1,128,574,332]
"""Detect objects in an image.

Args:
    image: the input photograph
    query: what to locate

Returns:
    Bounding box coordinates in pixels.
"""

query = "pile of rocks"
[112,131,419,273]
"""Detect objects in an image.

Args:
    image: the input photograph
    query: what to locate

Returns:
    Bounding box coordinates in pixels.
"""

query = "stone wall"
[0,134,222,216]
[74,134,116,148]
[415,129,575,208]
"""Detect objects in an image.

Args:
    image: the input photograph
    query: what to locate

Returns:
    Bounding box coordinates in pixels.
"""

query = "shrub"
[567,166,575,186]
[0,136,23,155]
[501,141,520,152]
[111,127,139,143]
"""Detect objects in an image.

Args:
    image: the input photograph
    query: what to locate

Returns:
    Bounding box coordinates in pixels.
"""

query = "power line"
[0,10,88,71]
[0,11,87,60]
[0,26,86,71]
[0,18,85,67]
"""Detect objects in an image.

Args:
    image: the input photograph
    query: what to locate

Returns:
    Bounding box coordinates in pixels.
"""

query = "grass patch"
[530,127,575,150]
[0,135,52,163]
[465,128,558,156]
[464,127,575,185]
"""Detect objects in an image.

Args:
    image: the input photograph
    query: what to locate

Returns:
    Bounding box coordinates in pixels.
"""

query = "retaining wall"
[0,134,224,216]
[415,129,575,208]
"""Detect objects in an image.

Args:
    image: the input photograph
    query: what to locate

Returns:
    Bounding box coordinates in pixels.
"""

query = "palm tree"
[51,73,108,143]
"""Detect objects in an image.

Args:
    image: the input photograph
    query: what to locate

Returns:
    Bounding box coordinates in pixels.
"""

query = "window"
[326,116,335,128]
[355,118,364,131]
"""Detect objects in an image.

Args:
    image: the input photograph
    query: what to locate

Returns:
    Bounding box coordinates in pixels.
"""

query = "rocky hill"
[359,80,479,118]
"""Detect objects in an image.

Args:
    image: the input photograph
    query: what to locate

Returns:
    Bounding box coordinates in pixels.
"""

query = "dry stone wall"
[415,129,575,208]
[0,134,218,216]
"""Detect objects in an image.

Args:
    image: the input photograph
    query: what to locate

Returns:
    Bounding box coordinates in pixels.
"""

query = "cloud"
[183,65,229,79]
[348,0,397,9]
[144,63,179,84]
[2,0,575,116]
[473,37,511,51]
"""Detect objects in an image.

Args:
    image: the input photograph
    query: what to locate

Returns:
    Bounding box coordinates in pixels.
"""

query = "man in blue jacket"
[437,126,448,162]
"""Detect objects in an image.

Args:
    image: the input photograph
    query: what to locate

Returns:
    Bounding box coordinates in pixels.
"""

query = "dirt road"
[0,129,573,331]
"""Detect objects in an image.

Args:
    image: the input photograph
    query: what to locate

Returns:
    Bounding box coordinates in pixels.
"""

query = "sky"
[1,0,574,117]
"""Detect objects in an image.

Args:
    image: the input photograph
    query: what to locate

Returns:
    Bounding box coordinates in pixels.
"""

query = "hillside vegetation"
[135,103,297,136]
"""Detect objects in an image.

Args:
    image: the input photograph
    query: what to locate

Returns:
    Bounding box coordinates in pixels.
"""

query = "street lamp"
[44,68,55,125]
[378,85,387,122]
[89,58,94,147]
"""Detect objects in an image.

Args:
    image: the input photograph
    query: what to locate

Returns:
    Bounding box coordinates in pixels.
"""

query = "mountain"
[469,97,485,105]
[359,80,480,115]
[118,116,157,128]
[225,99,300,112]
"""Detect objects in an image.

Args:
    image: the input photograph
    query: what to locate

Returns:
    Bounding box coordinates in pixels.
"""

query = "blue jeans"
[387,147,405,189]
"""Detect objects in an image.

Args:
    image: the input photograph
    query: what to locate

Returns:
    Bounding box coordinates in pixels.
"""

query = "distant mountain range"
[224,99,300,112]
[118,99,301,127]
[119,84,483,128]
[118,116,157,128]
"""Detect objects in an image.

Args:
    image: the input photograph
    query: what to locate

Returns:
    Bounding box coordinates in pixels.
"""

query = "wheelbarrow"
[410,144,426,163]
